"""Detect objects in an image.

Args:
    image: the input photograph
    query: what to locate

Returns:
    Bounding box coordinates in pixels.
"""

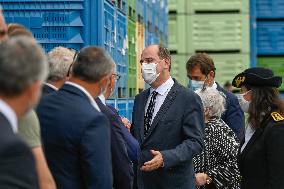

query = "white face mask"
[237,90,251,113]
[141,62,160,84]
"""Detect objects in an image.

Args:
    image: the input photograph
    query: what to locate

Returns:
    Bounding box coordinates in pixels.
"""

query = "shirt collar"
[44,83,58,91]
[0,99,18,133]
[98,94,106,106]
[150,77,174,96]
[65,81,101,112]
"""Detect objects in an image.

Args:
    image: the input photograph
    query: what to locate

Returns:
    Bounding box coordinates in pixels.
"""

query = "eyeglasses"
[66,48,78,77]
[112,74,121,81]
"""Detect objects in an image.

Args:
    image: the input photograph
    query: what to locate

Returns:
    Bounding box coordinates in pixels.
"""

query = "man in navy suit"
[37,46,114,189]
[0,36,48,188]
[186,53,245,140]
[131,45,205,189]
[95,64,139,189]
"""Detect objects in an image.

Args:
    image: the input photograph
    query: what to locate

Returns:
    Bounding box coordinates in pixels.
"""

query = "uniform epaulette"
[271,112,284,122]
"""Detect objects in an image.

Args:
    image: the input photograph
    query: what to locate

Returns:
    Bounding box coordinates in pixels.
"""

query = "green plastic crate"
[210,53,250,86]
[127,0,136,21]
[128,19,137,97]
[186,14,250,53]
[168,14,249,54]
[171,54,190,86]
[258,57,284,91]
[168,14,187,53]
[168,0,249,14]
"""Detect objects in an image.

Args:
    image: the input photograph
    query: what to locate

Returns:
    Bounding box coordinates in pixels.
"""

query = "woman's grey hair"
[72,46,115,82]
[0,36,47,96]
[47,46,76,81]
[195,88,226,118]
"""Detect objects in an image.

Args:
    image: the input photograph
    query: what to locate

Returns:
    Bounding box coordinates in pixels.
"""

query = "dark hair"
[248,86,284,129]
[72,46,114,82]
[158,45,171,71]
[186,53,216,76]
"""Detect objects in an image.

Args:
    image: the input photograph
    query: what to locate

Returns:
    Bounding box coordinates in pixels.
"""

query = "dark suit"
[42,83,56,95]
[0,113,38,188]
[131,80,205,189]
[37,84,112,189]
[107,104,140,164]
[239,112,284,189]
[217,83,245,140]
[95,98,134,189]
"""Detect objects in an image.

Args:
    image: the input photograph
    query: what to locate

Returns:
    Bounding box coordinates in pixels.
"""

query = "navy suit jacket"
[42,84,56,95]
[131,79,205,189]
[107,104,140,164]
[216,83,245,140]
[37,84,112,189]
[95,98,134,189]
[0,113,38,188]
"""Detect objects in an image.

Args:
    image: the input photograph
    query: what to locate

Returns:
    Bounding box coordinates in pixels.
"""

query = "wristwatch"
[206,175,212,185]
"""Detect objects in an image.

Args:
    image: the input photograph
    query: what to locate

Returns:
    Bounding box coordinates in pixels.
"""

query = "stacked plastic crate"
[136,0,145,93]
[253,0,284,93]
[144,0,168,47]
[0,0,169,120]
[168,0,250,87]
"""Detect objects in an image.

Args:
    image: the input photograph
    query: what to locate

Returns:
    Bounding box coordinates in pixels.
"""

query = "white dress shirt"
[66,81,101,112]
[44,82,58,91]
[98,94,106,106]
[241,123,255,152]
[0,99,18,133]
[145,77,175,123]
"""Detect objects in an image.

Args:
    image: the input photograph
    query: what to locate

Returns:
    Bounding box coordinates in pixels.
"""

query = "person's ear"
[164,58,171,70]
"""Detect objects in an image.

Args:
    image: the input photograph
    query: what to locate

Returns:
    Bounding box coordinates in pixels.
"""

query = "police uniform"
[232,67,284,189]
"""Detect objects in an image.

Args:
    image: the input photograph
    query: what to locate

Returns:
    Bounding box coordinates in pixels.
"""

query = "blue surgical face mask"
[189,80,205,91]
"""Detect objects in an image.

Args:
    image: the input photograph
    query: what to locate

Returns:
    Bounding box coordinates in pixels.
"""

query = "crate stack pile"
[1,0,168,120]
[253,0,284,93]
[168,0,250,87]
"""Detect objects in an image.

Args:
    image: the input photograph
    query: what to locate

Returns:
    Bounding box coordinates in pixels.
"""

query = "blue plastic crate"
[136,0,145,24]
[1,0,119,53]
[100,0,116,58]
[117,99,128,118]
[256,0,284,19]
[106,99,116,109]
[127,99,134,121]
[257,21,284,55]
[115,10,128,98]
[250,0,257,67]
[1,0,87,52]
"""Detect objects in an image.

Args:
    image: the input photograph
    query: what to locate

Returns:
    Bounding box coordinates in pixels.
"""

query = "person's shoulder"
[269,111,284,126]
[216,83,237,99]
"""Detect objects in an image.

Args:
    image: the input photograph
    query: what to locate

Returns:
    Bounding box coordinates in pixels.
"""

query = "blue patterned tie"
[144,91,158,136]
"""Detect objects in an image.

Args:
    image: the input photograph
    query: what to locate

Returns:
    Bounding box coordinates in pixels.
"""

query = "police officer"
[232,67,284,189]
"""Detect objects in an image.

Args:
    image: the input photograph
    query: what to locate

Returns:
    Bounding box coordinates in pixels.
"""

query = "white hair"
[195,88,226,118]
[47,46,76,81]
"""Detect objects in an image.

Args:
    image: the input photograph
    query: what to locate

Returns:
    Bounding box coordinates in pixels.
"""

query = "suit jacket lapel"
[143,82,180,143]
[139,89,151,142]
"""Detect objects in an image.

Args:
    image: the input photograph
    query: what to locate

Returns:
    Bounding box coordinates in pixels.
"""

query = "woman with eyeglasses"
[232,67,284,189]
[194,88,240,189]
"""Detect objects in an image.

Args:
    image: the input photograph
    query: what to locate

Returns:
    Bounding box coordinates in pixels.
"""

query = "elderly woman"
[194,88,240,189]
[232,67,284,189]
